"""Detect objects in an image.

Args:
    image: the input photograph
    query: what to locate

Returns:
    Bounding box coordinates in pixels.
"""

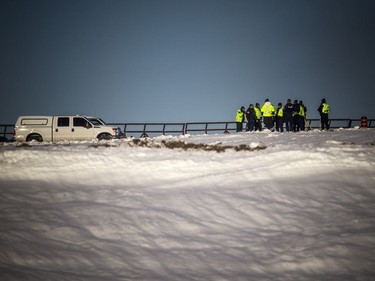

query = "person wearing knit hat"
[245,104,256,132]
[283,98,294,132]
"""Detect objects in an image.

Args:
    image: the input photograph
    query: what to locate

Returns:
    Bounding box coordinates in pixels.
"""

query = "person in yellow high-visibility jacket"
[318,98,330,130]
[235,106,246,132]
[275,102,284,132]
[254,103,262,131]
[298,100,307,131]
[261,99,275,130]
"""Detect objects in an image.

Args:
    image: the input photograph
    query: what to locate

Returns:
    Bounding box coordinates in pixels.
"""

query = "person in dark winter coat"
[283,99,294,132]
[292,100,301,132]
[317,98,330,130]
[246,104,256,132]
[299,100,307,131]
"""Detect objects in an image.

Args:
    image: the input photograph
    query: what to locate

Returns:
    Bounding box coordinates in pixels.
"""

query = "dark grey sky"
[1,0,374,123]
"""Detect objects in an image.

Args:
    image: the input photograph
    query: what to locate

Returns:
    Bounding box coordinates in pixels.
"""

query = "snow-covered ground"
[1,128,374,281]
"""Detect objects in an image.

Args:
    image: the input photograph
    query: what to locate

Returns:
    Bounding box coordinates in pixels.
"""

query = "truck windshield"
[88,118,106,125]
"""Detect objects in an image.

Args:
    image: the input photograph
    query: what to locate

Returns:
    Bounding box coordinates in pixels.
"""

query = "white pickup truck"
[14,115,122,142]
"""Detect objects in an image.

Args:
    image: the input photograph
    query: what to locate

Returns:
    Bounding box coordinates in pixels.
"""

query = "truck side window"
[57,117,69,127]
[74,117,90,128]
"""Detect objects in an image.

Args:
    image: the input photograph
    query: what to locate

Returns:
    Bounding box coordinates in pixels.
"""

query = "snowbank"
[0,129,374,281]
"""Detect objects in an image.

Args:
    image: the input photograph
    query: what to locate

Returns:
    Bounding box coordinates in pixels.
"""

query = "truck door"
[53,117,72,142]
[72,117,95,140]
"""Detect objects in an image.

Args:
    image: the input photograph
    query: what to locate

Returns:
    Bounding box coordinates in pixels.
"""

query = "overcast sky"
[1,0,374,124]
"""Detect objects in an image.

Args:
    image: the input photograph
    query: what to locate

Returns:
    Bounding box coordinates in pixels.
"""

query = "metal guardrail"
[306,118,374,129]
[109,122,186,138]
[110,118,374,138]
[1,118,374,141]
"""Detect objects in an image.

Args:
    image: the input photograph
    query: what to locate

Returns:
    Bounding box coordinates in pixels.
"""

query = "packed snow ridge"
[92,138,267,152]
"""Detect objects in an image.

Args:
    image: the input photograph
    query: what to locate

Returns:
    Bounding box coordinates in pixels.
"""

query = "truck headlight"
[112,127,122,136]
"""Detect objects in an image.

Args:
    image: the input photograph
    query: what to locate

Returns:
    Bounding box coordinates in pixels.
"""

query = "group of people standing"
[236,98,330,132]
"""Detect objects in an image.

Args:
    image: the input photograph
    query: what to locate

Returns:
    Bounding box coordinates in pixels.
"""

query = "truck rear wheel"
[97,133,112,140]
[26,134,43,142]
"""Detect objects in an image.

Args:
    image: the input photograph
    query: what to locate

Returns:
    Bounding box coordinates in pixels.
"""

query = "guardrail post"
[140,124,148,138]
[162,124,166,135]
[123,124,127,137]
[224,122,230,134]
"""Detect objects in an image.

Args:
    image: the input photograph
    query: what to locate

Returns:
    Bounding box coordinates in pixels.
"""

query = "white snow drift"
[0,128,374,281]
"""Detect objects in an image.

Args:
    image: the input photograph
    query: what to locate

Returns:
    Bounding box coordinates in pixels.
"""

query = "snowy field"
[1,128,374,281]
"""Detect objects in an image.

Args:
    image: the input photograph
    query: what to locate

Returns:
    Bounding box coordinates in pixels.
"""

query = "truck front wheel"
[97,133,112,141]
[26,134,43,142]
